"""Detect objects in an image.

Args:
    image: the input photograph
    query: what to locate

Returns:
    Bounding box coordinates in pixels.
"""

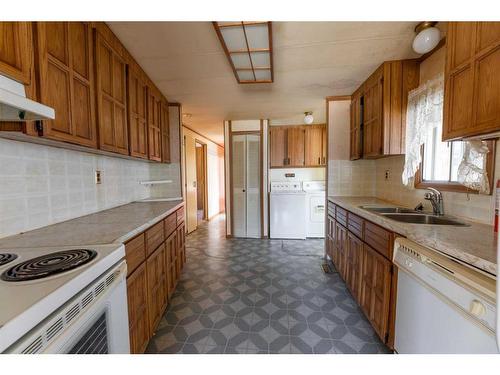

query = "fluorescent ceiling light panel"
[213,21,273,84]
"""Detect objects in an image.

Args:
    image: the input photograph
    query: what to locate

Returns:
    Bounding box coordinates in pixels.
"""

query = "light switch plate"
[95,170,102,184]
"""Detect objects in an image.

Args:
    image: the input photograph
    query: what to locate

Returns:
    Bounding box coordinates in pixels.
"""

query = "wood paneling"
[36,22,97,147]
[443,22,500,140]
[0,22,32,84]
[127,65,148,159]
[95,29,129,155]
[127,263,150,354]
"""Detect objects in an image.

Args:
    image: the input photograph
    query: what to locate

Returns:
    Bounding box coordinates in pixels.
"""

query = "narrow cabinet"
[305,125,323,166]
[160,99,171,163]
[287,127,305,166]
[35,22,97,147]
[126,263,150,354]
[362,67,383,157]
[443,22,500,140]
[146,244,167,336]
[164,231,177,299]
[335,222,348,279]
[0,22,33,85]
[147,87,162,161]
[127,64,148,159]
[269,127,287,167]
[350,90,362,160]
[345,232,363,300]
[95,29,129,155]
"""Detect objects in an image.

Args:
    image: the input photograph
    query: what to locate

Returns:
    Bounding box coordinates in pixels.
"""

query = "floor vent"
[321,263,333,274]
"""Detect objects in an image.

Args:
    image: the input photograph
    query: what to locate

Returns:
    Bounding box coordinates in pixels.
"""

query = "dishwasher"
[393,237,498,354]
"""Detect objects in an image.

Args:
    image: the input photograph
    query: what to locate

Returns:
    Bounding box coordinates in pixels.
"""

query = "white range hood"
[0,74,55,121]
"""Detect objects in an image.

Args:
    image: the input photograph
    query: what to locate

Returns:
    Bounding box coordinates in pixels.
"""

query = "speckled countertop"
[0,200,184,249]
[328,196,497,276]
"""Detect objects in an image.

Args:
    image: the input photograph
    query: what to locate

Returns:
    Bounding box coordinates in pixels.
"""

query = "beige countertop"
[328,196,497,276]
[0,200,184,249]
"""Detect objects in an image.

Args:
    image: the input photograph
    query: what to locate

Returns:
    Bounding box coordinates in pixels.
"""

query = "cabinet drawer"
[176,206,185,225]
[364,221,393,259]
[125,233,146,276]
[335,206,348,227]
[164,213,177,238]
[348,212,364,239]
[145,221,164,257]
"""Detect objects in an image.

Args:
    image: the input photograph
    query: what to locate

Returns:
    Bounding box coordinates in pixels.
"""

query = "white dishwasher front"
[393,238,498,354]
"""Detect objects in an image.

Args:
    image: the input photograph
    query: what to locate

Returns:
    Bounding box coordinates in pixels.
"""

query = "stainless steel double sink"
[359,206,469,226]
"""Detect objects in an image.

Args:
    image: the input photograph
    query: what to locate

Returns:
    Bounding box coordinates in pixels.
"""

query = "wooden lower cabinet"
[360,244,392,342]
[126,263,150,354]
[146,243,167,336]
[164,231,178,299]
[177,222,186,269]
[335,222,348,279]
[344,232,363,300]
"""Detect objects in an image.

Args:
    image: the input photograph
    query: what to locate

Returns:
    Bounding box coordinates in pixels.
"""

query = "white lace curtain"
[457,141,490,194]
[402,74,444,186]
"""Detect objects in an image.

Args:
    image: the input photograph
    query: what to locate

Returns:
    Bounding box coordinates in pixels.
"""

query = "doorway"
[195,141,208,223]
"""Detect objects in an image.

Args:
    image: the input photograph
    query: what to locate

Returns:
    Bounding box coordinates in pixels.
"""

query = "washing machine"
[303,181,326,238]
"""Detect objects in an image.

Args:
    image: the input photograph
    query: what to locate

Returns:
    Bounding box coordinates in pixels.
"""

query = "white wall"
[0,138,180,238]
[182,127,224,220]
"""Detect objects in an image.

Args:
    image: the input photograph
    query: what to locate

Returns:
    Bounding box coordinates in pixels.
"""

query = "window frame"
[414,140,496,195]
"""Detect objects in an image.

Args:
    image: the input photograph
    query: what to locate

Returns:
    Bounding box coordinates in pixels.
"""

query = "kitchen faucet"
[424,187,444,216]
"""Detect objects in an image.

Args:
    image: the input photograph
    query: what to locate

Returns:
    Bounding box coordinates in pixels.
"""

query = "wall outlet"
[95,170,102,184]
[385,169,390,180]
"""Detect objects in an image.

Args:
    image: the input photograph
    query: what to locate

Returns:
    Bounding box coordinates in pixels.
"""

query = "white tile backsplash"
[328,159,376,196]
[0,138,181,238]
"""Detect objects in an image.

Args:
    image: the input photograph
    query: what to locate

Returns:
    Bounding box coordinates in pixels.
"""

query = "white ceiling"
[108,22,420,145]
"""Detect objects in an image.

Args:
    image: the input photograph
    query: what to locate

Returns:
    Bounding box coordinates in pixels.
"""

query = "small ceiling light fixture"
[412,21,441,54]
[304,111,314,125]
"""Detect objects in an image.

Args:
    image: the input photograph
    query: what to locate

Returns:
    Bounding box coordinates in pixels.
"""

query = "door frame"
[229,125,263,238]
[194,139,208,221]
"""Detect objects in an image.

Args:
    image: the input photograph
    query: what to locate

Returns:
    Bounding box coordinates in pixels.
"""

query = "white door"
[232,134,261,238]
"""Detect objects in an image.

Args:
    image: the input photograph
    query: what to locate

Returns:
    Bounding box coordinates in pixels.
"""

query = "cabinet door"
[147,88,162,161]
[126,263,150,354]
[443,22,500,140]
[287,127,305,166]
[161,100,171,163]
[95,31,129,155]
[350,93,362,160]
[335,222,347,279]
[360,244,392,342]
[321,125,328,165]
[146,244,166,335]
[326,215,336,261]
[345,231,363,300]
[363,71,383,157]
[164,231,177,299]
[0,22,32,84]
[36,22,97,147]
[127,67,148,159]
[304,126,323,166]
[269,127,287,167]
[177,223,186,273]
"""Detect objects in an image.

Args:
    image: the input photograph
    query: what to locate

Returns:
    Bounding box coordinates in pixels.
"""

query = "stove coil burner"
[0,253,18,267]
[1,249,97,282]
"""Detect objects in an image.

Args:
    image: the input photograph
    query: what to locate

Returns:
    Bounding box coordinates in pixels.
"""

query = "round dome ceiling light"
[412,22,441,54]
[304,111,314,125]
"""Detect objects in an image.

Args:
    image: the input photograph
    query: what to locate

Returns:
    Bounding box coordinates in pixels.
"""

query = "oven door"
[7,261,130,354]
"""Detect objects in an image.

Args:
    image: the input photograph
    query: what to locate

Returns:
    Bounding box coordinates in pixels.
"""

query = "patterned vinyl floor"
[146,215,390,354]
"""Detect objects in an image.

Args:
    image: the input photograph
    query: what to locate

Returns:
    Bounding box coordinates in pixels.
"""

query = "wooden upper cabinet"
[443,22,500,140]
[0,22,33,85]
[350,91,362,160]
[95,29,129,155]
[35,22,97,147]
[305,125,323,166]
[127,65,148,159]
[352,60,419,159]
[269,127,287,167]
[161,99,171,163]
[147,87,162,161]
[287,127,305,166]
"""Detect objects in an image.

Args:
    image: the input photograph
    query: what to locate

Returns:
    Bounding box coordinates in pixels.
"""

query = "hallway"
[146,215,389,354]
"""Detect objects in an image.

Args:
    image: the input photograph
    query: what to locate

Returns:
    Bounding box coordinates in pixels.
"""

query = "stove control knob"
[470,300,486,317]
